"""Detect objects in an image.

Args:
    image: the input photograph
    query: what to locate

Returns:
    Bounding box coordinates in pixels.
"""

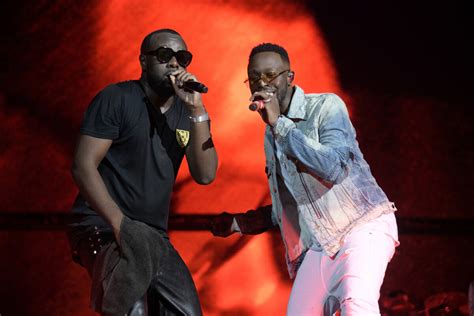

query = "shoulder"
[87,81,144,115]
[115,80,142,95]
[304,92,344,106]
[305,93,348,115]
[83,81,145,124]
[98,81,140,99]
[93,81,140,100]
[88,83,122,109]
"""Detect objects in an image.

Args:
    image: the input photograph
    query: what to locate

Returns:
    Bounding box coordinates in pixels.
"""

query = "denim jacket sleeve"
[273,94,355,185]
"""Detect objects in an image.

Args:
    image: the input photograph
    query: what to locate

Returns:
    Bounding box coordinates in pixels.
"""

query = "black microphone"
[248,91,274,111]
[182,80,208,93]
[249,100,265,111]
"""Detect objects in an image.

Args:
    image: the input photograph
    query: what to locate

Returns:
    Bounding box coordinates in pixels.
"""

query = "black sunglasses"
[144,47,193,68]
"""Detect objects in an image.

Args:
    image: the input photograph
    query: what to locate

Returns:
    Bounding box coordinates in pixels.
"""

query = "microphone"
[249,100,265,111]
[182,80,208,93]
[248,91,274,111]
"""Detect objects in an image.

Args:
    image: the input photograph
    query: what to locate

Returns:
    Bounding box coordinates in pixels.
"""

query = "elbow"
[330,165,350,185]
[195,173,216,185]
[197,178,214,185]
[329,150,353,185]
[191,159,218,185]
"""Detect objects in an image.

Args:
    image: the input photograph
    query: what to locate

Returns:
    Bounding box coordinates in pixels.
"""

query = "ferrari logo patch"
[176,129,190,148]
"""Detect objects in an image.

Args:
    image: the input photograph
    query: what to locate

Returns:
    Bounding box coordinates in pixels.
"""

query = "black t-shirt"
[71,80,191,231]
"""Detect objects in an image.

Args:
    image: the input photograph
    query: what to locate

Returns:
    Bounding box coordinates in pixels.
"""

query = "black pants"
[72,227,202,316]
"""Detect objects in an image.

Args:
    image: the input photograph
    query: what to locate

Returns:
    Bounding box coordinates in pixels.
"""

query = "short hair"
[249,43,290,65]
[140,29,182,53]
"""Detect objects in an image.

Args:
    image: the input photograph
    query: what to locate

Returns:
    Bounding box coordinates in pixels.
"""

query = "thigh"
[286,250,326,316]
[73,228,115,277]
[329,229,395,316]
[147,242,202,316]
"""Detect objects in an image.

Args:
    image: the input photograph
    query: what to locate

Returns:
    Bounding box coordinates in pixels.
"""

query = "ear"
[139,54,147,71]
[287,71,295,85]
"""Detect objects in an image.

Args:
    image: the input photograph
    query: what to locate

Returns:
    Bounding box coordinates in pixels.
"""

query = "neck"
[139,78,174,113]
[280,86,295,115]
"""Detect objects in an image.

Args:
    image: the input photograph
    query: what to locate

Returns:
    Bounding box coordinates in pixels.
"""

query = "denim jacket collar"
[264,89,397,278]
[286,86,306,120]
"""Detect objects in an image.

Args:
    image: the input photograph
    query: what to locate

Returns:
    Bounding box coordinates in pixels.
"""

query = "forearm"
[187,111,218,184]
[211,205,274,237]
[71,163,123,228]
[281,126,351,184]
[273,114,353,185]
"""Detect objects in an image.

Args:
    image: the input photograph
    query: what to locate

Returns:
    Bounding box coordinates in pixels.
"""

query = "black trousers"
[72,228,202,316]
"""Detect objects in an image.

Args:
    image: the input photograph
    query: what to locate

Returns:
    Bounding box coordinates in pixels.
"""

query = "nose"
[167,56,179,68]
[250,80,267,94]
[256,76,267,86]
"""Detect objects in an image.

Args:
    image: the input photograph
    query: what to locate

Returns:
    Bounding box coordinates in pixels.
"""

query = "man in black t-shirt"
[68,28,217,316]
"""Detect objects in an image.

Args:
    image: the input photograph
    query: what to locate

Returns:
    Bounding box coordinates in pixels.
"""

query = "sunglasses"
[144,47,193,68]
[244,69,290,86]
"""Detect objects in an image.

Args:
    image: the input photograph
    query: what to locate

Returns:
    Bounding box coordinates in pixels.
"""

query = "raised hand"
[169,70,205,112]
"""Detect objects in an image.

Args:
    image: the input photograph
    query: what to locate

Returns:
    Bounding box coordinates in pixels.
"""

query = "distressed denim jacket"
[265,86,397,278]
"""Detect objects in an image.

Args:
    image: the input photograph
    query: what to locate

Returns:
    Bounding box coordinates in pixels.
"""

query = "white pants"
[286,214,397,316]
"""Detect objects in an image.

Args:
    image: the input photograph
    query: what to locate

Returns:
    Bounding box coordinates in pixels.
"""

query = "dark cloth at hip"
[69,216,202,316]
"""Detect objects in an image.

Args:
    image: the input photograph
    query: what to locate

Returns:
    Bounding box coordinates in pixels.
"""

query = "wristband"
[231,217,242,233]
[189,112,210,123]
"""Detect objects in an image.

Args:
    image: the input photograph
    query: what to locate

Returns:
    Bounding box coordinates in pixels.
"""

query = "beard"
[146,71,174,97]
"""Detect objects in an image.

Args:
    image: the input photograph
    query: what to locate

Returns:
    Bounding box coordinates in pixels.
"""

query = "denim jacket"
[265,86,397,278]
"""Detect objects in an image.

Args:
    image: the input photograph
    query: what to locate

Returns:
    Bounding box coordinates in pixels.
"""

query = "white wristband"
[231,217,242,235]
[189,112,209,123]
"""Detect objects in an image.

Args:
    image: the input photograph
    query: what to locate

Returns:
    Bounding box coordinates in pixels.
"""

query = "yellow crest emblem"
[176,129,190,148]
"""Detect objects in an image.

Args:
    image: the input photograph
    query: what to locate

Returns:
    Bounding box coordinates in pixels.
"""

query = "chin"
[150,80,174,96]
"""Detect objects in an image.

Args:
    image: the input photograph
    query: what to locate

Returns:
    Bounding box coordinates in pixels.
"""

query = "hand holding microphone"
[182,80,208,93]
[169,71,207,110]
[249,90,281,126]
[169,71,208,94]
[248,93,273,111]
[248,99,266,111]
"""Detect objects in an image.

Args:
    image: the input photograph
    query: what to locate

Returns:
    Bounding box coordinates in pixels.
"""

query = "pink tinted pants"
[287,215,397,316]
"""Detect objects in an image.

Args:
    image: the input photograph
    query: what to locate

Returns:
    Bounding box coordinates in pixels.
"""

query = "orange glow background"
[85,1,341,315]
[1,1,473,315]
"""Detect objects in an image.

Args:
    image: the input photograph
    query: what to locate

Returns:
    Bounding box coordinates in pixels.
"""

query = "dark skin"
[248,53,332,187]
[211,52,296,237]
[248,51,295,126]
[72,32,218,245]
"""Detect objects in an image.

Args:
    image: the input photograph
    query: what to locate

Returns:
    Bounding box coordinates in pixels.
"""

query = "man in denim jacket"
[212,43,399,315]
